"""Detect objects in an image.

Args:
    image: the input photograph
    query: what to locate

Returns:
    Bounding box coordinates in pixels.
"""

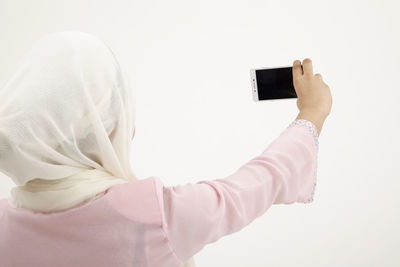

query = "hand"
[292,58,332,118]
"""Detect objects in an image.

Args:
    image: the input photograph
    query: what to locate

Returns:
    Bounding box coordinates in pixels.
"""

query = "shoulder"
[105,176,165,225]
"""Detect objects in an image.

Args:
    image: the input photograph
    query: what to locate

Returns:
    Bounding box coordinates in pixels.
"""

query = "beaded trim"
[287,119,319,148]
[287,119,319,203]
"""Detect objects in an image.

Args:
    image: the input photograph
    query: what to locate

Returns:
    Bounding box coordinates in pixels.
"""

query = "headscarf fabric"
[0,31,137,212]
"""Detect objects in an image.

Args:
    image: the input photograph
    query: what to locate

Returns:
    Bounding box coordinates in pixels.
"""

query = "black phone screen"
[255,67,297,100]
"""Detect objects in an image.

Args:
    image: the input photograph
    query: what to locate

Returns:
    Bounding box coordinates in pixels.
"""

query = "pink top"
[0,119,319,267]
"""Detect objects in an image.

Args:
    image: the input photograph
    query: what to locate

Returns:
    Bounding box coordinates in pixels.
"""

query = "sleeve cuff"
[287,119,319,203]
[287,119,319,149]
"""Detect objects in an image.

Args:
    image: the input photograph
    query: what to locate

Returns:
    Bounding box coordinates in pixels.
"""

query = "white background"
[0,0,399,266]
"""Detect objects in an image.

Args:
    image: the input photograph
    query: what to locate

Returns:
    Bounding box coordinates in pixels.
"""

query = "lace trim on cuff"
[287,119,319,148]
[287,119,319,203]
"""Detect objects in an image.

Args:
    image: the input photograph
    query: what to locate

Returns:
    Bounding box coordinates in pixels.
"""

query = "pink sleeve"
[154,119,319,263]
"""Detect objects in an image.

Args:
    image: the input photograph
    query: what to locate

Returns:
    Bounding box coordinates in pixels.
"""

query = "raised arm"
[155,57,332,264]
[153,118,320,264]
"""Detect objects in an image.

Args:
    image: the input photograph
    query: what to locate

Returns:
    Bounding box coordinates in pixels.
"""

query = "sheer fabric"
[0,31,137,212]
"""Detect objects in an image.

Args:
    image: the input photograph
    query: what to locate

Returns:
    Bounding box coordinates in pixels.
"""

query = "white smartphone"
[250,65,297,101]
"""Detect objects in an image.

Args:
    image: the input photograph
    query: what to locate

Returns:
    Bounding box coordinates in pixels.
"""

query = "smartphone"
[250,66,297,101]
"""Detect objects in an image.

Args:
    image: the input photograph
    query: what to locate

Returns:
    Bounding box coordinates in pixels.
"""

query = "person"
[0,31,332,267]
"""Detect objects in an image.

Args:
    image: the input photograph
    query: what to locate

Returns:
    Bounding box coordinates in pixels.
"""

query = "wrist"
[299,108,328,120]
[296,110,326,136]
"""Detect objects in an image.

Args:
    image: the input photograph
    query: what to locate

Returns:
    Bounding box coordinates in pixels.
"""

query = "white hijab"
[0,31,195,267]
[0,31,135,213]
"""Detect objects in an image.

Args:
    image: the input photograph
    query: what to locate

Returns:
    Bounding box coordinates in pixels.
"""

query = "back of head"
[0,31,137,212]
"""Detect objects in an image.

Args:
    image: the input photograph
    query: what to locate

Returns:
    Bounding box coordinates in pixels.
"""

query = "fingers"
[293,58,314,78]
[315,73,328,87]
[292,60,302,80]
[302,58,313,76]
